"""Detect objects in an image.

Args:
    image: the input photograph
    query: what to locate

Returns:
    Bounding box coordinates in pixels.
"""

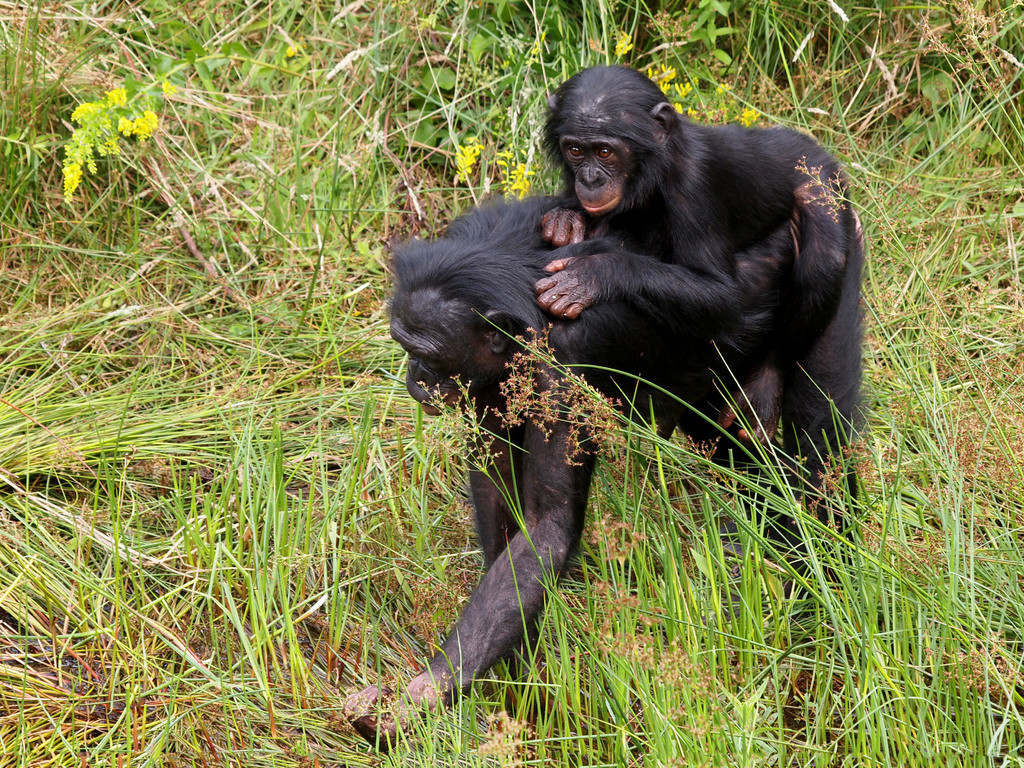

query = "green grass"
[1,0,1023,765]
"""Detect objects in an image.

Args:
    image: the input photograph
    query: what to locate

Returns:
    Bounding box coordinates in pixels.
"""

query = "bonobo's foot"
[344,672,444,752]
[540,207,586,246]
[716,367,783,445]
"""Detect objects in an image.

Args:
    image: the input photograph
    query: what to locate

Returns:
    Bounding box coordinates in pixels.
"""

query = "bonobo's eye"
[566,145,583,160]
[597,146,613,160]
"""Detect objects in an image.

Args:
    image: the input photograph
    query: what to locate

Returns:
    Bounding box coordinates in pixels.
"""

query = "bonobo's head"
[389,287,518,414]
[389,202,550,413]
[545,66,680,216]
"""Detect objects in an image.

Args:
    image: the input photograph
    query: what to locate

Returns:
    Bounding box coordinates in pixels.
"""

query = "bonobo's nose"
[579,167,602,189]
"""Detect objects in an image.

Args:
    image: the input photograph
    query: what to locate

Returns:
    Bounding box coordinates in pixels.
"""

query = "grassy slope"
[1,1,1022,766]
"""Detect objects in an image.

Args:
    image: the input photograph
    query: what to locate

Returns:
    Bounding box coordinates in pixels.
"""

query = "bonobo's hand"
[344,685,406,752]
[344,672,443,752]
[534,257,600,319]
[541,208,586,247]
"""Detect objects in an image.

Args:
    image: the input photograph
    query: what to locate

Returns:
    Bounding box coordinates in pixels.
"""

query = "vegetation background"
[1,0,1022,765]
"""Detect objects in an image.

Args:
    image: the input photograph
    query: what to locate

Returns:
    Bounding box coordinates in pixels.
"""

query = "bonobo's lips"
[581,199,619,216]
[406,378,461,415]
[577,188,620,216]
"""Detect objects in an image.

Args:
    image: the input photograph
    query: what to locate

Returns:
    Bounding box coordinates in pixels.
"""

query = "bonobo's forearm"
[419,514,577,694]
[536,245,743,339]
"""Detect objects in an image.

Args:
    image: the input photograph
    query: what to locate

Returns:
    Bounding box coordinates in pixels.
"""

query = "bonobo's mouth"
[577,188,621,217]
[405,374,462,415]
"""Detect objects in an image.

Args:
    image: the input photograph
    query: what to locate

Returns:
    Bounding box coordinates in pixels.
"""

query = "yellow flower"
[99,137,120,156]
[105,87,128,108]
[286,45,298,58]
[455,137,484,184]
[531,33,546,54]
[131,110,159,141]
[504,162,534,198]
[739,107,758,127]
[614,32,633,57]
[62,162,83,201]
[71,101,102,123]
[646,66,677,95]
[161,81,178,96]
[496,150,534,199]
[118,116,133,136]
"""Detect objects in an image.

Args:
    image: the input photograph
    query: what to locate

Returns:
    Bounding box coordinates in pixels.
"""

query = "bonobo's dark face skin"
[389,288,513,413]
[557,135,632,216]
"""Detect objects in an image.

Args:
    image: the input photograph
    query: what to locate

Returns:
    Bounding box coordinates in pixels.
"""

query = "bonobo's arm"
[345,369,595,750]
[534,242,745,340]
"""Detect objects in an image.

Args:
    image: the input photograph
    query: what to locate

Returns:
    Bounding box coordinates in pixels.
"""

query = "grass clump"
[0,0,1022,765]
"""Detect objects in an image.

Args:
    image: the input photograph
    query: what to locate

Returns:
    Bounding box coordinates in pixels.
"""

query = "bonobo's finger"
[535,283,562,312]
[717,405,737,430]
[563,302,585,319]
[548,293,586,318]
[569,215,585,244]
[541,211,557,243]
[534,275,557,296]
[542,257,573,273]
[536,288,563,313]
[552,214,576,247]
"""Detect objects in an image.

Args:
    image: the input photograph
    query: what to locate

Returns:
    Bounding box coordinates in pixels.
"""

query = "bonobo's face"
[389,289,513,414]
[558,135,631,216]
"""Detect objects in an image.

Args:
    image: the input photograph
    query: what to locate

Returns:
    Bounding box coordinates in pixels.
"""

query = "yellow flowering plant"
[62,81,177,201]
[647,66,760,127]
[455,137,484,185]
[496,149,535,199]
[454,137,537,199]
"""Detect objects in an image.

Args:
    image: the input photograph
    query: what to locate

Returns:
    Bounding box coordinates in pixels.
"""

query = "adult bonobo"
[344,196,830,750]
[537,65,863,466]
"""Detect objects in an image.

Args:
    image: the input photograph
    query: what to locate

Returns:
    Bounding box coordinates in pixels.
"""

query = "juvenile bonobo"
[537,65,863,450]
[345,196,846,750]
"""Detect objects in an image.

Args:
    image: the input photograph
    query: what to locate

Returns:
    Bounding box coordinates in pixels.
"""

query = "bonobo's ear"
[482,310,516,355]
[650,102,679,143]
[547,92,560,111]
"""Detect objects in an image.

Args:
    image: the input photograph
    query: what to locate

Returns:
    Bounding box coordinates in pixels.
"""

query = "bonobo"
[537,65,863,451]
[344,195,860,750]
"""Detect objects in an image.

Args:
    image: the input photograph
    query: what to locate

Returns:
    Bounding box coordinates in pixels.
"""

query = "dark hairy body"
[537,65,863,452]
[345,195,862,750]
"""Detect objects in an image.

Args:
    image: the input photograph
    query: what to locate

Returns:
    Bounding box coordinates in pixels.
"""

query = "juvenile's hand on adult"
[534,256,599,319]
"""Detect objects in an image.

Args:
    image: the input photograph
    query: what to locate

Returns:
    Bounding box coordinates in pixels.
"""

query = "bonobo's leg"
[715,217,797,445]
[779,212,864,528]
[346,371,595,750]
